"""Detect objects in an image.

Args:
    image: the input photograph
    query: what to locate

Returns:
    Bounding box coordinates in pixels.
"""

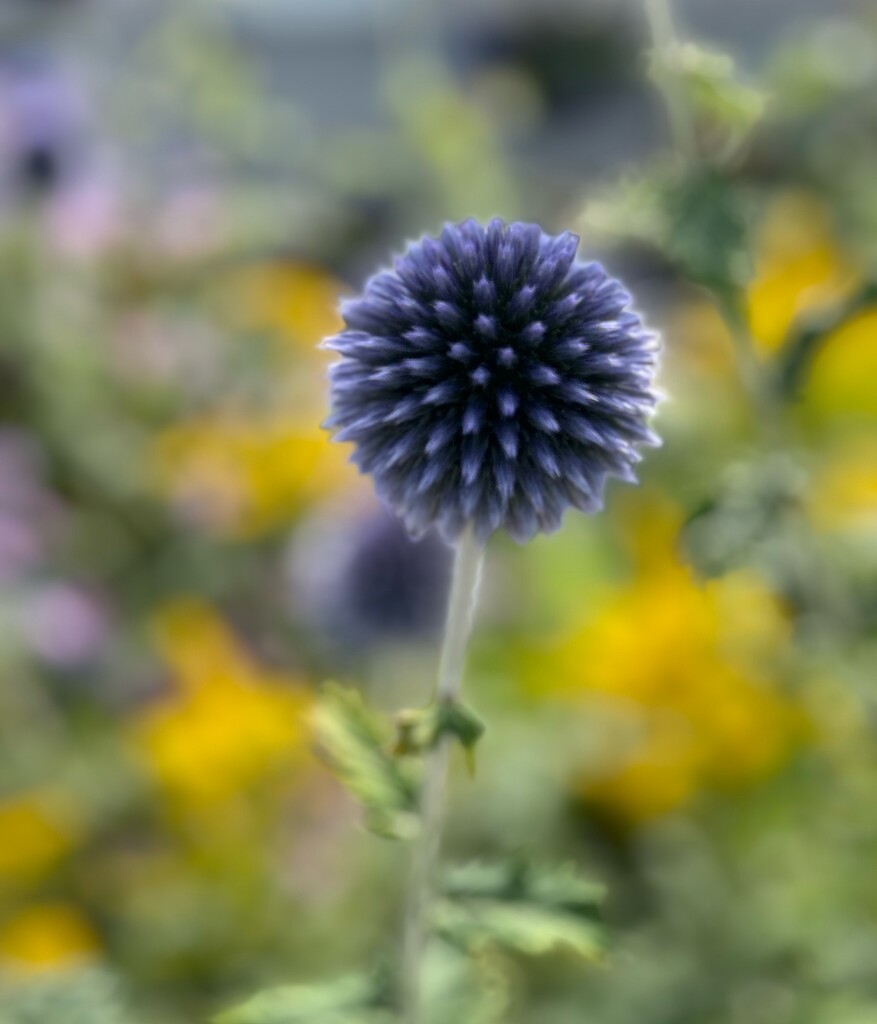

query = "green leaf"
[215,952,508,1024]
[661,168,752,288]
[650,42,767,159]
[395,699,486,772]
[434,859,607,962]
[581,169,667,251]
[215,973,393,1024]
[581,164,752,291]
[311,684,419,840]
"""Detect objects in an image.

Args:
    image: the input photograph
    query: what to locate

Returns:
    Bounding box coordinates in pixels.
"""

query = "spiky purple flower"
[324,219,660,543]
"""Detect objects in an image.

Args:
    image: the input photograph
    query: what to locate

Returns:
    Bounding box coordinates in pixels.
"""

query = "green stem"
[643,0,698,162]
[714,287,783,438]
[400,526,485,1024]
[644,0,785,433]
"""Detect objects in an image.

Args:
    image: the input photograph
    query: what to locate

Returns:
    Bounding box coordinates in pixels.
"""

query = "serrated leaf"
[215,974,393,1024]
[434,860,607,962]
[436,900,605,960]
[311,684,419,840]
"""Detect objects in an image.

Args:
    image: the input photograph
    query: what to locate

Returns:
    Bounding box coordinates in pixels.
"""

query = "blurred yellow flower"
[803,309,877,421]
[152,414,353,539]
[746,191,877,420]
[133,600,312,808]
[222,260,344,355]
[747,191,856,356]
[0,795,78,889]
[583,721,706,823]
[526,499,806,824]
[0,904,99,972]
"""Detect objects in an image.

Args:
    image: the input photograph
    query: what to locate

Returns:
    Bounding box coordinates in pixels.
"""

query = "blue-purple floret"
[323,219,660,543]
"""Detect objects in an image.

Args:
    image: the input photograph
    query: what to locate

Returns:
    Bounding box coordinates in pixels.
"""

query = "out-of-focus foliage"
[0,2,876,1022]
[0,970,134,1024]
[435,860,605,961]
[218,944,508,1024]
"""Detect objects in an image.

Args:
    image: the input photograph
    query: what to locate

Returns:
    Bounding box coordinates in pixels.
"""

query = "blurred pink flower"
[151,187,227,261]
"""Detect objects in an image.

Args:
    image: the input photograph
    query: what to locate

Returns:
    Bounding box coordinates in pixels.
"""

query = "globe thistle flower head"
[324,219,660,543]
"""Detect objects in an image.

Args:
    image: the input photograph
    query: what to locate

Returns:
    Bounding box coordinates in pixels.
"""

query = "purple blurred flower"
[0,57,125,257]
[0,58,87,200]
[288,503,451,653]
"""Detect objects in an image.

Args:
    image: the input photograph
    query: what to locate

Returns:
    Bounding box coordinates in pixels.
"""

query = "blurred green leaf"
[312,684,420,840]
[768,20,877,112]
[383,59,521,223]
[434,859,606,961]
[582,164,752,290]
[680,456,859,632]
[582,170,666,252]
[650,42,767,159]
[420,944,509,1024]
[0,970,135,1024]
[662,169,753,288]
[216,948,508,1024]
[215,973,393,1024]
[681,456,808,581]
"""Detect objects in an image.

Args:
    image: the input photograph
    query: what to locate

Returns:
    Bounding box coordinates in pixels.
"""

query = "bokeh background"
[1,0,877,1021]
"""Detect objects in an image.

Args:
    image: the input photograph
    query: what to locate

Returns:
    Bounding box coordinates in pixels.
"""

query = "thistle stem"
[401,526,485,1024]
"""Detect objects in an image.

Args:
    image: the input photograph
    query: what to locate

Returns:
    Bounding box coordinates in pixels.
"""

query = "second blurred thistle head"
[0,58,87,202]
[287,502,452,656]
